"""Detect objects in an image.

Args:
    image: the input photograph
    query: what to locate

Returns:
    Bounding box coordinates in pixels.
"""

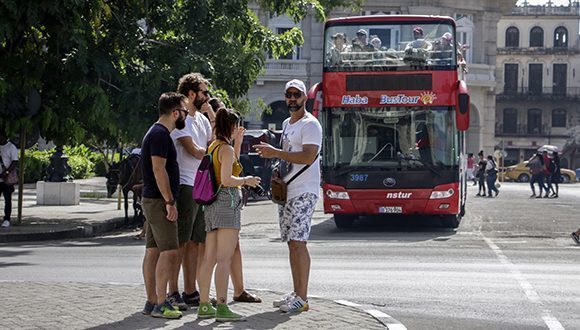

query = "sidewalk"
[0,177,128,243]
[0,282,386,329]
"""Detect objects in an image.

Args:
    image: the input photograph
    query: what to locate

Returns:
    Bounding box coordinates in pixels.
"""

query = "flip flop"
[233,290,262,303]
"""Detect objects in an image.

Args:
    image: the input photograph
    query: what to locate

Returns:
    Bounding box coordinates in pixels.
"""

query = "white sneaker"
[1,220,9,228]
[279,296,309,313]
[272,292,295,308]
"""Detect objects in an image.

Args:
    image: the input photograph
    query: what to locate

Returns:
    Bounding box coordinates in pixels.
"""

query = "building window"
[527,109,542,135]
[503,108,518,134]
[504,63,518,94]
[554,26,568,48]
[552,109,566,128]
[553,63,567,95]
[528,63,543,94]
[505,27,519,47]
[529,27,544,47]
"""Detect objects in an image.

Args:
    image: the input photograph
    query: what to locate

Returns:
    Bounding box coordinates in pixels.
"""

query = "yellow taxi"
[503,161,576,183]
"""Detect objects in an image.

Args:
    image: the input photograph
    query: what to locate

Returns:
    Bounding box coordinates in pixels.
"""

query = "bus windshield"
[324,22,456,72]
[323,107,458,170]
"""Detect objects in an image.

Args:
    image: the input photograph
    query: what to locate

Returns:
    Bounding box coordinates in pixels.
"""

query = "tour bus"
[308,15,470,228]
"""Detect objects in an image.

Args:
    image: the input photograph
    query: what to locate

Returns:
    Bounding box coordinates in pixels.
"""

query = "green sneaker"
[151,301,182,319]
[216,304,245,322]
[197,302,217,319]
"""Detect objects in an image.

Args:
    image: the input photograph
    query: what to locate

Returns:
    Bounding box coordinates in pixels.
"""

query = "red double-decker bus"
[308,15,470,228]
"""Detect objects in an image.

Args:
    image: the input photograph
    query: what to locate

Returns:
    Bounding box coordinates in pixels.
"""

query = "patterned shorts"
[278,192,318,242]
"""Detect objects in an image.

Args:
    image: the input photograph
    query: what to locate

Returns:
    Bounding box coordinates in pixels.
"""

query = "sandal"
[233,290,262,303]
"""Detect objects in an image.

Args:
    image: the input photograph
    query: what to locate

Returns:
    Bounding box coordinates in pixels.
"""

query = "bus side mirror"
[307,82,323,119]
[456,81,470,131]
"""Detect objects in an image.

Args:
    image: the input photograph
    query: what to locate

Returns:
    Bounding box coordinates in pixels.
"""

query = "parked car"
[504,161,576,183]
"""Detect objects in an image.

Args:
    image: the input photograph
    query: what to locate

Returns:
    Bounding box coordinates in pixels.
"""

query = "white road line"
[365,309,389,318]
[334,300,361,307]
[483,236,565,330]
[365,309,408,330]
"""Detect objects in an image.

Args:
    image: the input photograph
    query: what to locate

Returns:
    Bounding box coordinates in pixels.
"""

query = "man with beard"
[253,79,322,313]
[141,92,187,319]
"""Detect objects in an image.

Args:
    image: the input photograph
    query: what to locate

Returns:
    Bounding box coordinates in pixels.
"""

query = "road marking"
[334,300,361,307]
[335,300,407,329]
[483,236,565,330]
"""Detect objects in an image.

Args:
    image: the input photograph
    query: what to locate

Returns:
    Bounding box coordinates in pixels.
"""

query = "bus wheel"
[334,214,355,228]
[442,215,460,228]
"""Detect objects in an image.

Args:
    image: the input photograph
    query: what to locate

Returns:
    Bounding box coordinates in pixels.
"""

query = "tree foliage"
[0,0,356,146]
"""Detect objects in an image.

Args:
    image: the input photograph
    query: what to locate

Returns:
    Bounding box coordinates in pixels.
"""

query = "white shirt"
[171,112,212,186]
[279,112,322,199]
[0,141,18,183]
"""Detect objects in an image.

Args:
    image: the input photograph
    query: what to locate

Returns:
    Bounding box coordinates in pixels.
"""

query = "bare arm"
[219,145,260,188]
[177,136,205,160]
[253,143,319,165]
[151,156,177,221]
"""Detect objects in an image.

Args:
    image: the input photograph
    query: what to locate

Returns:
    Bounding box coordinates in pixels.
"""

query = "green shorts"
[142,197,178,252]
[176,184,206,244]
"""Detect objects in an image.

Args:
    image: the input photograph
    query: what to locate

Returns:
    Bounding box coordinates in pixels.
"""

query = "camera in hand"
[250,184,266,197]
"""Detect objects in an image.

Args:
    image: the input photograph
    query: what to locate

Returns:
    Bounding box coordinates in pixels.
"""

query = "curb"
[335,300,406,329]
[0,217,128,243]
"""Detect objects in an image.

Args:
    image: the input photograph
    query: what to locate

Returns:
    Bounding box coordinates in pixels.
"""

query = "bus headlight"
[326,190,350,200]
[430,189,454,199]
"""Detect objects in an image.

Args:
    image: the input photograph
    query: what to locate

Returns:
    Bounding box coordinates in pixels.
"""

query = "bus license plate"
[379,206,402,214]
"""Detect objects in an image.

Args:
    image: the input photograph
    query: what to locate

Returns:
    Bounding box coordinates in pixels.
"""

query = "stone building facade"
[246,0,516,156]
[495,2,580,167]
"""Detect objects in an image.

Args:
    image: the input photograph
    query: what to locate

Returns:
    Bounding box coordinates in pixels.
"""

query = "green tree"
[0,0,359,147]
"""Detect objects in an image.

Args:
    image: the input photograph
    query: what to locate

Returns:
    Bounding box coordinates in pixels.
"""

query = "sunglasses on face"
[285,91,303,99]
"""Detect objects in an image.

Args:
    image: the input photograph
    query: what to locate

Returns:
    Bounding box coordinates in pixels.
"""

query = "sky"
[516,0,575,5]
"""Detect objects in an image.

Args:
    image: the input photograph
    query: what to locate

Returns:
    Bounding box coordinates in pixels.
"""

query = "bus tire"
[442,215,460,228]
[334,214,355,228]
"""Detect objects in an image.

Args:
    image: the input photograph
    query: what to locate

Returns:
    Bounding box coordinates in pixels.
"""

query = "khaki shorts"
[191,203,206,243]
[142,197,178,251]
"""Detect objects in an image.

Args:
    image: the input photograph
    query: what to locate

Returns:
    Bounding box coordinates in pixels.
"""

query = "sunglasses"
[285,91,303,99]
[174,108,189,116]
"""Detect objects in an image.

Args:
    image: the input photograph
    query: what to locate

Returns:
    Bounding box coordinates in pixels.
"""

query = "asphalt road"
[1,182,580,329]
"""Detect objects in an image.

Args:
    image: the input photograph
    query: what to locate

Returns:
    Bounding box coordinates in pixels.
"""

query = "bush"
[23,148,52,183]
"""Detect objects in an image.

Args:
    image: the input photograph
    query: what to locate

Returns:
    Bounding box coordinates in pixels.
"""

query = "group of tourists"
[527,151,561,199]
[467,151,500,198]
[139,73,321,321]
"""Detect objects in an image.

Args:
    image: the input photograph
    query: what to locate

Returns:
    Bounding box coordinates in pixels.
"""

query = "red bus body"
[311,15,469,228]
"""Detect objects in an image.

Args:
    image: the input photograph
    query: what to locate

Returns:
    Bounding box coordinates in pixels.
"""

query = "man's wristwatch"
[164,199,176,206]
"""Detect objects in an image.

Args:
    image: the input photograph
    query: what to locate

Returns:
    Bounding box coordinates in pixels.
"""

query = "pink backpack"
[192,144,223,205]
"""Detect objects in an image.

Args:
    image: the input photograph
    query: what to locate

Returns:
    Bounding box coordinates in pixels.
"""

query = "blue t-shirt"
[141,123,180,199]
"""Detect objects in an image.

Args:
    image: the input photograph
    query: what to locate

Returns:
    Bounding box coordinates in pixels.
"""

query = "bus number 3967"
[350,174,369,182]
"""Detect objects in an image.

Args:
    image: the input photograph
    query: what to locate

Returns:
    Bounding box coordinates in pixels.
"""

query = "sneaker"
[215,304,246,322]
[495,190,499,197]
[571,232,580,245]
[142,301,155,315]
[529,194,536,198]
[167,291,188,311]
[151,300,182,319]
[279,296,309,313]
[273,292,295,308]
[475,193,481,197]
[1,220,9,228]
[197,302,217,319]
[182,291,200,307]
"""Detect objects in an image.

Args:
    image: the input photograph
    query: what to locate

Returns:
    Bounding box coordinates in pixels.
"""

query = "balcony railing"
[498,87,580,99]
[260,59,308,81]
[511,4,580,16]
[497,47,579,55]
[495,123,568,138]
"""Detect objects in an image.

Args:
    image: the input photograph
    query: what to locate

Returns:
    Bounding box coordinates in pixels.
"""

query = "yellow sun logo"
[420,91,437,105]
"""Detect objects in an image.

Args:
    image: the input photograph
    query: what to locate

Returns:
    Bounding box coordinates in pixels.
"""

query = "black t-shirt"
[141,123,179,199]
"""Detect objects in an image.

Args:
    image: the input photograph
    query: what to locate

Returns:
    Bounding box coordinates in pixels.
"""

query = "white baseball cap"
[285,79,307,94]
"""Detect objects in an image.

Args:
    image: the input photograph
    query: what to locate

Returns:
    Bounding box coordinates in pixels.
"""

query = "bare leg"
[143,247,159,303]
[198,232,217,303]
[214,229,240,304]
[155,249,178,305]
[288,240,310,301]
[183,241,199,294]
[168,244,186,294]
[231,241,244,296]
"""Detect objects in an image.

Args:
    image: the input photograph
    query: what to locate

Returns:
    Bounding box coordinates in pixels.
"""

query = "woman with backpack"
[485,154,499,197]
[196,108,261,322]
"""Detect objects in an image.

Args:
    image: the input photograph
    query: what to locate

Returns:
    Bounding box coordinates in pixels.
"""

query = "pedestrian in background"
[140,92,187,319]
[254,79,323,313]
[542,150,552,198]
[196,108,261,322]
[168,73,213,309]
[0,129,18,228]
[549,151,560,198]
[527,153,545,198]
[476,151,487,197]
[485,155,499,197]
[467,153,476,186]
